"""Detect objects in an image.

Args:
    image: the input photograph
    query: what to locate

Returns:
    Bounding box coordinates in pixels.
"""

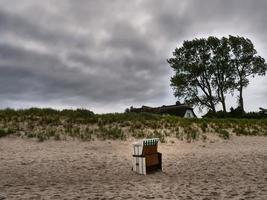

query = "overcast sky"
[0,0,266,114]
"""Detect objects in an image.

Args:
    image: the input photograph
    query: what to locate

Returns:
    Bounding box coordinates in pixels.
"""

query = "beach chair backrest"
[133,142,143,156]
[133,138,159,156]
[142,138,159,155]
[143,138,159,146]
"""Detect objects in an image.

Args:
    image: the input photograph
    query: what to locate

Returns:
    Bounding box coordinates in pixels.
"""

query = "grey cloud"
[0,40,166,107]
[0,9,91,52]
[0,0,266,113]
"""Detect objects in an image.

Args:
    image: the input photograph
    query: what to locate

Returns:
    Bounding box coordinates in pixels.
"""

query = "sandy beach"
[0,137,266,200]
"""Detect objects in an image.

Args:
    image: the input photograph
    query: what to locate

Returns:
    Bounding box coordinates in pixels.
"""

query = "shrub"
[150,130,166,143]
[218,129,230,139]
[132,130,145,139]
[37,133,47,142]
[200,122,208,132]
[47,129,56,137]
[201,134,207,142]
[175,128,183,140]
[184,127,199,142]
[81,129,94,141]
[132,122,143,129]
[0,129,8,138]
[233,127,250,136]
[54,133,61,140]
[0,128,15,138]
[26,132,36,138]
[97,126,126,140]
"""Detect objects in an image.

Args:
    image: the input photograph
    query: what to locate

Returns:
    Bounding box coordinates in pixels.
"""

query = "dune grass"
[0,108,266,142]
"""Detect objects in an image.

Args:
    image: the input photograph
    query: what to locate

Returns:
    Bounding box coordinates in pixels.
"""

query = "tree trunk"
[221,99,226,113]
[220,89,227,112]
[210,101,216,113]
[204,76,216,113]
[239,86,244,112]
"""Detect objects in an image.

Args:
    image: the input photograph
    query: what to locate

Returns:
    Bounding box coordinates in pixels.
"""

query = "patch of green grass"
[150,130,166,143]
[47,129,56,137]
[0,129,8,137]
[132,130,145,139]
[233,127,251,136]
[175,127,184,140]
[201,134,207,142]
[26,132,36,138]
[80,129,94,141]
[218,129,230,139]
[54,133,61,140]
[37,132,48,142]
[183,126,199,142]
[97,126,126,140]
[0,128,15,138]
[200,122,208,132]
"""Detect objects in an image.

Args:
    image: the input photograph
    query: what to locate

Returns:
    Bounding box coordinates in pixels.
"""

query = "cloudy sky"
[0,0,266,114]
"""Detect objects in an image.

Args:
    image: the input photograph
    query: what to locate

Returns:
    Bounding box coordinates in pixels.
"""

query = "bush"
[183,126,199,142]
[26,132,36,138]
[54,133,61,140]
[218,129,230,139]
[0,128,15,138]
[97,126,126,140]
[175,127,184,140]
[0,129,8,138]
[150,130,166,143]
[132,130,145,139]
[200,122,208,132]
[203,108,267,119]
[37,133,47,142]
[80,129,94,141]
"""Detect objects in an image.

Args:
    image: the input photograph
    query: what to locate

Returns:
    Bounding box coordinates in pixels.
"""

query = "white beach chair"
[132,138,162,175]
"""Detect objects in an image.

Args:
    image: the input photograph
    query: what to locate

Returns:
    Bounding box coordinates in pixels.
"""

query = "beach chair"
[132,138,162,175]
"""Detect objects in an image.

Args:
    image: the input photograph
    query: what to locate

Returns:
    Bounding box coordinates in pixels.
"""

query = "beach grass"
[0,108,266,142]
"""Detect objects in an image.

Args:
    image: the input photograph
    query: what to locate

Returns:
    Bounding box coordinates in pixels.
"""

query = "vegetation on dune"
[0,128,15,138]
[0,108,266,142]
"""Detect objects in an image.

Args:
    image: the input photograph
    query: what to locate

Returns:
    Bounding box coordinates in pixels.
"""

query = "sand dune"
[0,137,267,199]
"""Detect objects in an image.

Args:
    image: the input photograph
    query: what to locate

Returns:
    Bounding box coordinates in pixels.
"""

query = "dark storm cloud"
[0,0,266,112]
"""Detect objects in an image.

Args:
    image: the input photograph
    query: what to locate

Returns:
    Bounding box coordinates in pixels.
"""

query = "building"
[129,101,197,118]
[259,107,267,115]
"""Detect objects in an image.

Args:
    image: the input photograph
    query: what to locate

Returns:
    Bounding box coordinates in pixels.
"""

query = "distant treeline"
[0,107,266,119]
[203,107,267,119]
[0,108,94,118]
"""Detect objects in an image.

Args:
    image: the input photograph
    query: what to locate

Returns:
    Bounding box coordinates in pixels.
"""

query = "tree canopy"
[168,35,267,113]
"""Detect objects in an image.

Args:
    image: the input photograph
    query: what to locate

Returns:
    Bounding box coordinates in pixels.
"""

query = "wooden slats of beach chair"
[142,145,157,155]
[132,138,161,175]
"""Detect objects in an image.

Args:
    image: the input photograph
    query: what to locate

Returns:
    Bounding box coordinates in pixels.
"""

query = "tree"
[207,36,235,112]
[168,36,267,113]
[167,38,218,112]
[228,36,267,112]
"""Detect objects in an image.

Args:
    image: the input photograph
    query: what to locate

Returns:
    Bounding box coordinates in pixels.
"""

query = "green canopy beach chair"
[132,138,162,175]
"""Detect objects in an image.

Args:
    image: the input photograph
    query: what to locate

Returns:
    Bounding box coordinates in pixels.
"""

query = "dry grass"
[0,108,266,142]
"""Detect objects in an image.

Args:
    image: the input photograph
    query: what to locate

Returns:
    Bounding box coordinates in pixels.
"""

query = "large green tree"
[228,35,267,112]
[168,38,218,112]
[207,36,235,112]
[168,36,267,113]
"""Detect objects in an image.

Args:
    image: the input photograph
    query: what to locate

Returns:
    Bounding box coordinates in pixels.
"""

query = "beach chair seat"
[132,138,162,175]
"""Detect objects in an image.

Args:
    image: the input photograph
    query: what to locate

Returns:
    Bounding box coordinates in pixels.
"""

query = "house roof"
[259,107,267,114]
[130,103,196,117]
